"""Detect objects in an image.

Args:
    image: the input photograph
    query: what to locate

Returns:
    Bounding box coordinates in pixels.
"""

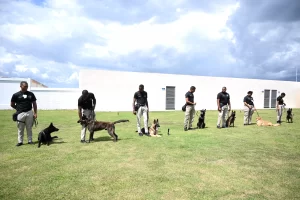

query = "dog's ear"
[157,119,159,122]
[153,119,156,123]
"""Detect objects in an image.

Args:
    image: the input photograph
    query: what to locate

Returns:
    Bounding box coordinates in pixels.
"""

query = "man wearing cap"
[276,92,286,124]
[133,84,149,136]
[243,91,256,125]
[78,90,96,143]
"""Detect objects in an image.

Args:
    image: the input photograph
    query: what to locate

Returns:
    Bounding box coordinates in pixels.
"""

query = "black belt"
[19,109,32,113]
[139,104,146,106]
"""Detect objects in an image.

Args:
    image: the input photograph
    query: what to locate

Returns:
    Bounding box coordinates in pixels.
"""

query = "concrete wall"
[79,69,300,112]
[0,78,80,110]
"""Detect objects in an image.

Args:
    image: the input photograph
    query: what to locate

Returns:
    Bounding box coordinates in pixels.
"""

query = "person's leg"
[81,109,92,142]
[277,105,283,122]
[243,106,249,125]
[189,106,196,129]
[217,108,223,128]
[222,106,228,128]
[25,110,34,143]
[17,112,26,146]
[249,107,254,124]
[136,107,143,135]
[142,106,149,134]
[184,106,191,130]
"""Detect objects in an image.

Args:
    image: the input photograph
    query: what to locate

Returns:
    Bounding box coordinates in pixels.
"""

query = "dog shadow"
[93,136,129,142]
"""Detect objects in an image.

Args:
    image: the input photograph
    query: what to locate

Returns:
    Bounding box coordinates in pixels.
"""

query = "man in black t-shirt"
[276,92,285,123]
[11,81,37,146]
[184,86,196,131]
[78,90,96,143]
[243,91,256,125]
[216,86,231,128]
[133,84,149,136]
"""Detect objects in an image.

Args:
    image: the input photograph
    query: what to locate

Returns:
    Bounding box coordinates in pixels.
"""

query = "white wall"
[0,78,80,110]
[79,69,300,112]
[30,88,81,110]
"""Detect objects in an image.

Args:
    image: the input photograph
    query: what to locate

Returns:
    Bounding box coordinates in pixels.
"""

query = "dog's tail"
[113,119,129,124]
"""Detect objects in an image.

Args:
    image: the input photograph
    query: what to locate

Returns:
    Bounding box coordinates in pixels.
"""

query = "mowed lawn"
[0,109,300,200]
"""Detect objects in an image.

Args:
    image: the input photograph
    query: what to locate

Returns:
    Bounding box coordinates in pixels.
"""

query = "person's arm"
[276,97,280,110]
[78,98,83,119]
[32,101,37,118]
[31,93,37,118]
[243,96,250,108]
[217,93,221,111]
[145,92,149,111]
[92,93,96,109]
[10,94,17,110]
[132,92,137,114]
[228,94,231,111]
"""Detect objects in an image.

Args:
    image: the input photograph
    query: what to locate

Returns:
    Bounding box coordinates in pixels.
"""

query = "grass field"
[0,109,300,200]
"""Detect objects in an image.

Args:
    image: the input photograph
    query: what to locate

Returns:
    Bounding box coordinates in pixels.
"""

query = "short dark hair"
[20,81,28,86]
[139,84,144,89]
[222,86,227,89]
[247,91,253,94]
[281,92,285,96]
[190,86,196,90]
[82,90,88,95]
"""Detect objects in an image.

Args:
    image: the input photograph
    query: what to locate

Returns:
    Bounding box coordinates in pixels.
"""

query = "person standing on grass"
[78,90,96,143]
[276,92,286,124]
[11,81,37,146]
[216,86,231,128]
[243,91,256,125]
[184,86,196,131]
[133,84,149,136]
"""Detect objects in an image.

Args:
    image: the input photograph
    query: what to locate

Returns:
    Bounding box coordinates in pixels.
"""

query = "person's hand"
[133,110,136,115]
[218,107,221,112]
[33,113,37,119]
[194,102,197,105]
[228,108,231,111]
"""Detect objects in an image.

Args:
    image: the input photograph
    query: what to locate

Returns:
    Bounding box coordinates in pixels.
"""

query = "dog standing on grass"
[38,123,59,148]
[197,109,206,129]
[286,108,293,123]
[77,118,129,143]
[225,110,236,127]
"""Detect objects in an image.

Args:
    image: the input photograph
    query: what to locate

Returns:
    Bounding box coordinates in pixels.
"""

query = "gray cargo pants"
[184,105,195,129]
[81,109,96,141]
[137,105,149,134]
[17,110,34,143]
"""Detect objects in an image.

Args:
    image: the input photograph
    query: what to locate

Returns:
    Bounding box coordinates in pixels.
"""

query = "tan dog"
[256,117,280,126]
[141,119,161,137]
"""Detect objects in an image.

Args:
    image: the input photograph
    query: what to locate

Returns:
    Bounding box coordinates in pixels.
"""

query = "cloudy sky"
[0,0,299,88]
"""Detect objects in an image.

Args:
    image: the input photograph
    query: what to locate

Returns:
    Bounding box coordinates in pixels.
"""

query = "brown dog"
[225,110,236,127]
[77,118,129,142]
[256,117,280,126]
[141,119,161,137]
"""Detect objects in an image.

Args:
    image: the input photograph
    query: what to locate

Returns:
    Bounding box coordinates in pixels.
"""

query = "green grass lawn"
[0,109,300,200]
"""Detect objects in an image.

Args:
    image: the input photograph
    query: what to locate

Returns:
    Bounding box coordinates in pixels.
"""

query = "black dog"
[197,109,206,129]
[286,108,293,123]
[225,110,236,127]
[38,123,59,148]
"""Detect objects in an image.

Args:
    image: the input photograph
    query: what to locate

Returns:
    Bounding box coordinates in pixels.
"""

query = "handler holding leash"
[133,84,149,136]
[11,81,37,146]
[243,91,256,125]
[276,92,285,124]
[216,86,231,128]
[78,90,96,143]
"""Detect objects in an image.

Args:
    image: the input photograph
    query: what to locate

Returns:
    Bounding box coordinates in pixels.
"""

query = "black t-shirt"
[217,92,230,106]
[78,93,96,109]
[277,96,284,105]
[243,95,254,105]
[134,91,147,106]
[11,91,37,112]
[185,91,194,105]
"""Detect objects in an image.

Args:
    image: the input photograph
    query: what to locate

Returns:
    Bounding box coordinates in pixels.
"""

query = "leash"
[256,110,260,117]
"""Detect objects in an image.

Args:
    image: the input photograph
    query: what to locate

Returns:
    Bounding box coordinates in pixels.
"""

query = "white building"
[1,70,300,111]
[79,69,300,111]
